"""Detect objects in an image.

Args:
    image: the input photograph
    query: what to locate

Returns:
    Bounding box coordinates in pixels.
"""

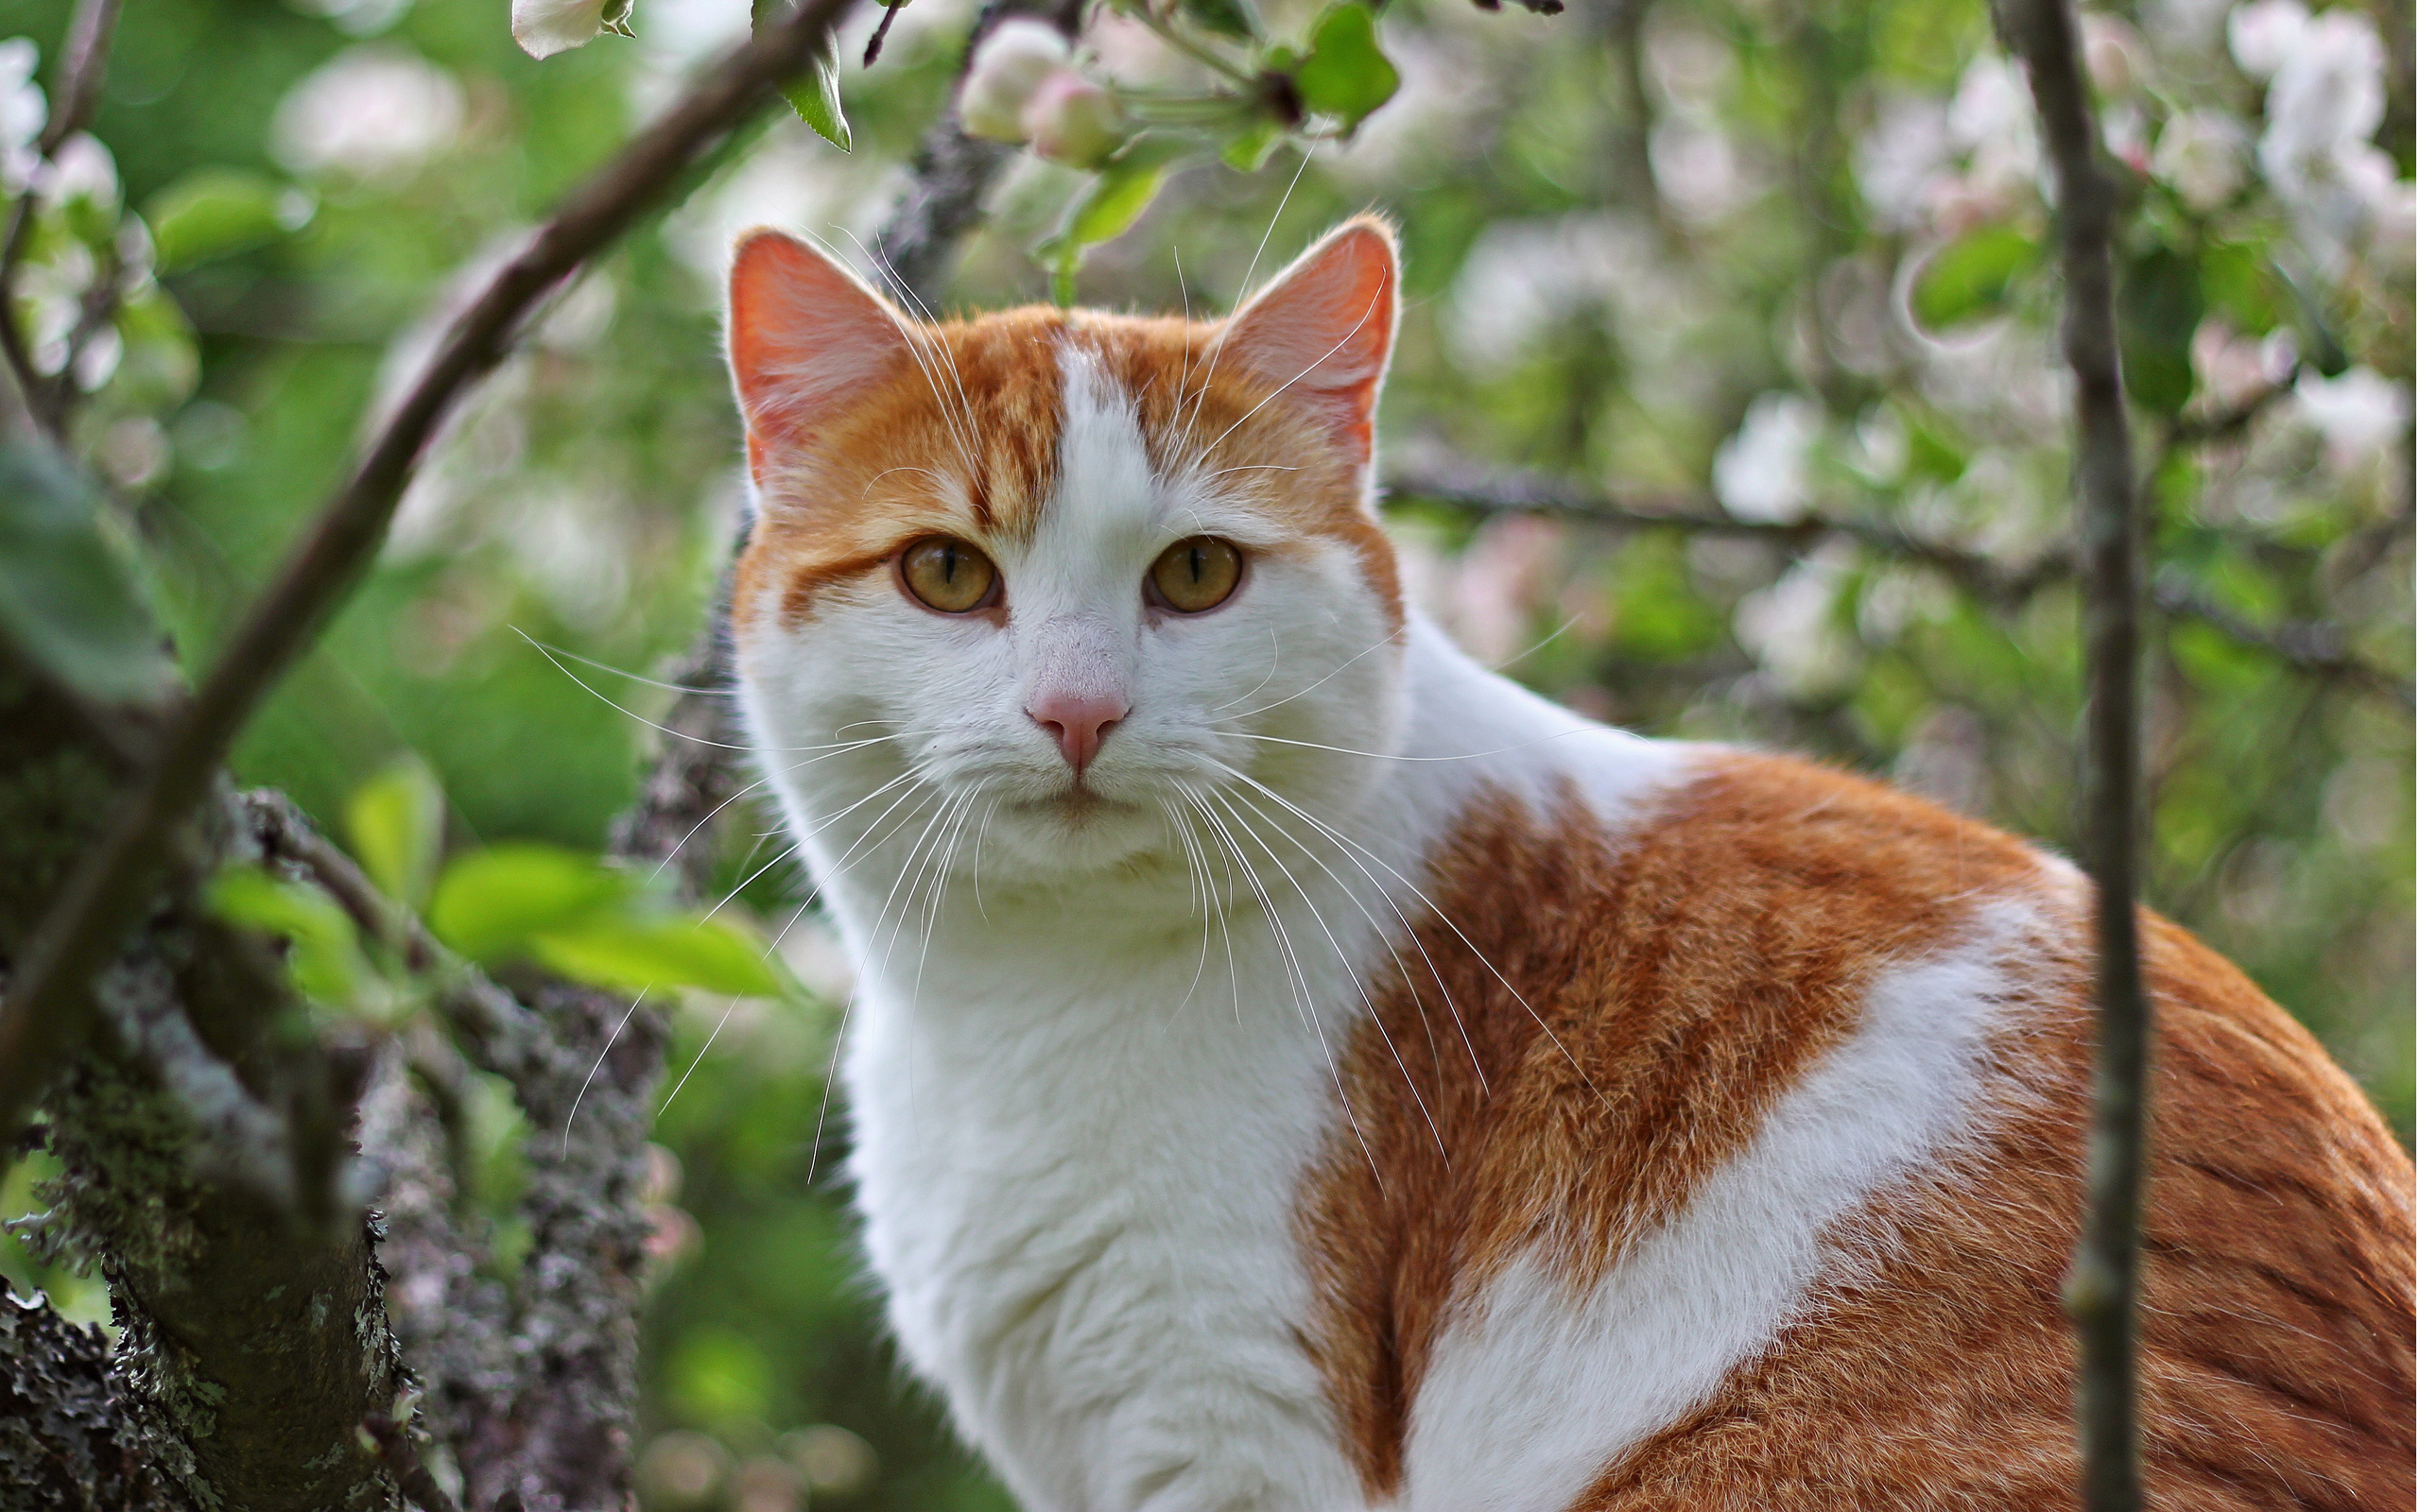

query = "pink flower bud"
[958,19,1071,143]
[1021,69,1127,169]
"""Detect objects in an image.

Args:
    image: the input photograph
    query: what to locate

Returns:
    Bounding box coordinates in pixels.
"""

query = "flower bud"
[958,19,1072,143]
[513,0,622,60]
[1021,69,1127,169]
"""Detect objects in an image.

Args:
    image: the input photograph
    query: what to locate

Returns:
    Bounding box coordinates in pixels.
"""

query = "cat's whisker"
[1208,758,1611,1115]
[509,632,728,695]
[1212,762,1482,1089]
[562,984,651,1154]
[1216,628,1399,722]
[1201,627,1283,716]
[1157,797,1219,1014]
[1213,728,1593,765]
[647,770,775,885]
[1188,783,1387,1193]
[824,227,983,478]
[1176,148,1312,455]
[650,731,896,887]
[906,786,987,1004]
[1209,782,1449,1165]
[702,838,800,923]
[764,770,945,956]
[515,626,890,756]
[849,228,990,480]
[656,988,739,1123]
[1219,780,1461,1142]
[861,783,970,991]
[967,795,1001,923]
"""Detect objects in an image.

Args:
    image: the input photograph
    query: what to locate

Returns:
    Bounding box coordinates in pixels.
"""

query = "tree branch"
[2000,0,2150,1506]
[1381,450,2413,709]
[0,0,861,1154]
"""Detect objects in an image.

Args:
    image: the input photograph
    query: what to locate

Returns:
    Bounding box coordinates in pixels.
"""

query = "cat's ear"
[1219,215,1399,467]
[726,229,915,481]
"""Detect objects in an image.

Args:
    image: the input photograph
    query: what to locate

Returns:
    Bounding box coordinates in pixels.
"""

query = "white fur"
[735,335,2028,1511]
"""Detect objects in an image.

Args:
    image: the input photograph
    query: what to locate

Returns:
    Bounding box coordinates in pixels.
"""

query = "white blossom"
[0,38,44,192]
[269,45,464,182]
[514,0,615,60]
[36,132,116,212]
[2190,318,2295,408]
[1945,56,2041,218]
[2247,8,2405,271]
[1650,119,1748,227]
[2226,0,2308,80]
[2291,365,2411,475]
[1735,541,1858,697]
[2082,14,2145,96]
[2152,110,2250,211]
[1713,393,1824,524]
[2259,9,2384,171]
[1855,94,1950,233]
[957,20,1070,143]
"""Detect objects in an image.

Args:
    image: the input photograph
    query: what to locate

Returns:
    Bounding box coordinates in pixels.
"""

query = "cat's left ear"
[1219,215,1399,468]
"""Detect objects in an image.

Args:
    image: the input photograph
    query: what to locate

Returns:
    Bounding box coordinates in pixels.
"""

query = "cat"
[720,216,2414,1512]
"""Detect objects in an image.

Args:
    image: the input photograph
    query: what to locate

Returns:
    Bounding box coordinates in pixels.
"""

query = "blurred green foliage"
[0,0,2407,1507]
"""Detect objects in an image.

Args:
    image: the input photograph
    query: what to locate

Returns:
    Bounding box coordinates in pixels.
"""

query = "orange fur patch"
[1294,752,2416,1506]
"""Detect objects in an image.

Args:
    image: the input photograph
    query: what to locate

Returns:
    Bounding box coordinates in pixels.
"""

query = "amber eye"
[898,536,999,614]
[1148,537,1244,614]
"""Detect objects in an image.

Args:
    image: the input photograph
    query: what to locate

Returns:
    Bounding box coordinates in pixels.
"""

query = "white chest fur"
[838,866,1374,1512]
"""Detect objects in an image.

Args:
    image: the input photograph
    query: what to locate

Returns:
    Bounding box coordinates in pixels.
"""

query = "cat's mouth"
[1013,786,1134,823]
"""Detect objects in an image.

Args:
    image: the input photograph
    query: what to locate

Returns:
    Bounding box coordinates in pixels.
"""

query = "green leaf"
[346,757,446,912]
[145,168,293,273]
[1292,4,1398,129]
[1072,137,1190,248]
[428,843,632,963]
[207,865,369,1006]
[528,913,786,999]
[111,288,199,411]
[2119,244,2204,416]
[1179,0,1260,42]
[1910,226,2036,330]
[2199,240,2281,335]
[782,48,852,152]
[1221,118,1283,173]
[0,443,170,704]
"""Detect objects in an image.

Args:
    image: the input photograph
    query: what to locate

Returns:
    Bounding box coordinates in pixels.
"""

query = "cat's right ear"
[726,229,914,485]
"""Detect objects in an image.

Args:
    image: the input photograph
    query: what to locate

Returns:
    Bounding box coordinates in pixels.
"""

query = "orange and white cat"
[722,217,2414,1511]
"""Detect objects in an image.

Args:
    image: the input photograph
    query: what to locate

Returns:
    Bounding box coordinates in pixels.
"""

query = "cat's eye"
[899,536,1000,614]
[1148,537,1243,614]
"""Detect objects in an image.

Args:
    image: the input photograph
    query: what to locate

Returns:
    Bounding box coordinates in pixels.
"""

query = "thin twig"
[2002,0,2149,1506]
[1382,451,2411,707]
[0,0,861,1149]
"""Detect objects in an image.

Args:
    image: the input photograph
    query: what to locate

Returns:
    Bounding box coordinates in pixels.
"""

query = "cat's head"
[724,218,1406,883]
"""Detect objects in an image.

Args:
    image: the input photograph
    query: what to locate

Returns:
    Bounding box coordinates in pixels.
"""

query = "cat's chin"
[972,788,1166,880]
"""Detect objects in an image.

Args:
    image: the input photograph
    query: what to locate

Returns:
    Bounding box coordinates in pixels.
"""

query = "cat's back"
[1303,747,2414,1511]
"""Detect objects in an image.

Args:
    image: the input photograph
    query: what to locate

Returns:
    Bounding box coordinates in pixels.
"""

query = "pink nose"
[1028,692,1128,777]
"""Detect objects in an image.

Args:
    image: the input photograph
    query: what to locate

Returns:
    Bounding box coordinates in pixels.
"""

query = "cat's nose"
[1028,692,1128,778]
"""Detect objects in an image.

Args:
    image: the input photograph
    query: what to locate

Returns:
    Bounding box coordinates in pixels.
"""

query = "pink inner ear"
[1219,218,1400,465]
[727,230,913,475]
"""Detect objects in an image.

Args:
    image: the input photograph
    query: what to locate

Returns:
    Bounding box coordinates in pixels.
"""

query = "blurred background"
[0,0,2408,1507]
